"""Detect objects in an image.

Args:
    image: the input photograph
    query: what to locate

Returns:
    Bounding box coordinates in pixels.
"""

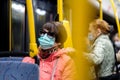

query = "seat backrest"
[0,57,23,61]
[0,61,39,80]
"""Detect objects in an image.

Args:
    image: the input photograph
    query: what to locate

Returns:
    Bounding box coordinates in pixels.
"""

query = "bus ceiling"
[89,0,120,21]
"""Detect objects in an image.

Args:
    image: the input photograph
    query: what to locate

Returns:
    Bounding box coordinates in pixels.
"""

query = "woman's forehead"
[43,29,49,32]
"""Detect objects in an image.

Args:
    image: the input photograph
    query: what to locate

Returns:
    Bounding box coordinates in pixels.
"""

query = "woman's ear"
[53,43,61,48]
[38,46,41,53]
[97,28,102,35]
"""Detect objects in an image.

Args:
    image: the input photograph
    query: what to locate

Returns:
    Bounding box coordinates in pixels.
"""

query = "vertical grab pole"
[57,0,63,21]
[110,0,120,37]
[98,0,103,20]
[57,0,73,48]
[9,0,11,51]
[26,0,38,57]
[118,0,120,34]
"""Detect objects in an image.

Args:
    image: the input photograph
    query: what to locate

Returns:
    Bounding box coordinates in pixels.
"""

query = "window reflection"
[11,0,57,51]
[33,0,57,45]
[11,1,25,51]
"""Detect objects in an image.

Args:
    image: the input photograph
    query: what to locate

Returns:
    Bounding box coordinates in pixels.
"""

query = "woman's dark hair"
[41,22,67,47]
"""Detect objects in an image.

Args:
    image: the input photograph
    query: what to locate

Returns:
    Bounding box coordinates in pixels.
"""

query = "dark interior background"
[0,0,118,52]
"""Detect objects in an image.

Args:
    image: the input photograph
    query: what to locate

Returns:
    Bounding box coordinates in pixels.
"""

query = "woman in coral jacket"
[22,22,76,80]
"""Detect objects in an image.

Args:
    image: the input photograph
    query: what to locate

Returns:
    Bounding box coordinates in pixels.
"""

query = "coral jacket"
[22,49,75,80]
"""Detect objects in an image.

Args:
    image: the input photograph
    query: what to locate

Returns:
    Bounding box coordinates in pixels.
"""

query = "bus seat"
[0,57,23,61]
[0,52,39,65]
[0,61,39,80]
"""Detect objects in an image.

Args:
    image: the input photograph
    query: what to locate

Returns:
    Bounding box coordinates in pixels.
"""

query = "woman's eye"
[40,34,44,37]
[48,33,53,36]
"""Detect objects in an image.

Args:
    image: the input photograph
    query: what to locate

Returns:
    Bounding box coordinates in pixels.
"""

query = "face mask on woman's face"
[38,34,55,50]
[115,41,120,48]
[88,33,94,41]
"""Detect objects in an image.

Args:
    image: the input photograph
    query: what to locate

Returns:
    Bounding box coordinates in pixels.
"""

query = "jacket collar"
[38,48,64,61]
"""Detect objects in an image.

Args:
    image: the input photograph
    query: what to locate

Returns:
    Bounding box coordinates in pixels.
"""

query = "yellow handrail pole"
[9,0,11,51]
[118,0,120,33]
[98,0,103,20]
[110,0,120,37]
[57,0,63,21]
[26,0,38,57]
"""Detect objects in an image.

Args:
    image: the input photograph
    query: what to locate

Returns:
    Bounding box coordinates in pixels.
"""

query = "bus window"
[11,1,26,51]
[32,0,57,45]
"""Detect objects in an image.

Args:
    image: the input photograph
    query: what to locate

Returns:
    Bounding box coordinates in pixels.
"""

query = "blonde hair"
[89,19,110,34]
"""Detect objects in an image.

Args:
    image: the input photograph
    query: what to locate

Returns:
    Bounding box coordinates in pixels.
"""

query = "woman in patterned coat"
[86,19,115,80]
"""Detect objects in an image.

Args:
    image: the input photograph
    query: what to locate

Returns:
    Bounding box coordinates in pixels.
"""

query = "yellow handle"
[110,0,120,37]
[9,0,12,51]
[62,20,73,48]
[26,0,38,57]
[57,0,63,21]
[98,0,103,20]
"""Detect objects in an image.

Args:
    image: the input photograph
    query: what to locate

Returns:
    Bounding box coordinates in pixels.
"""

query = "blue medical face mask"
[38,34,55,50]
